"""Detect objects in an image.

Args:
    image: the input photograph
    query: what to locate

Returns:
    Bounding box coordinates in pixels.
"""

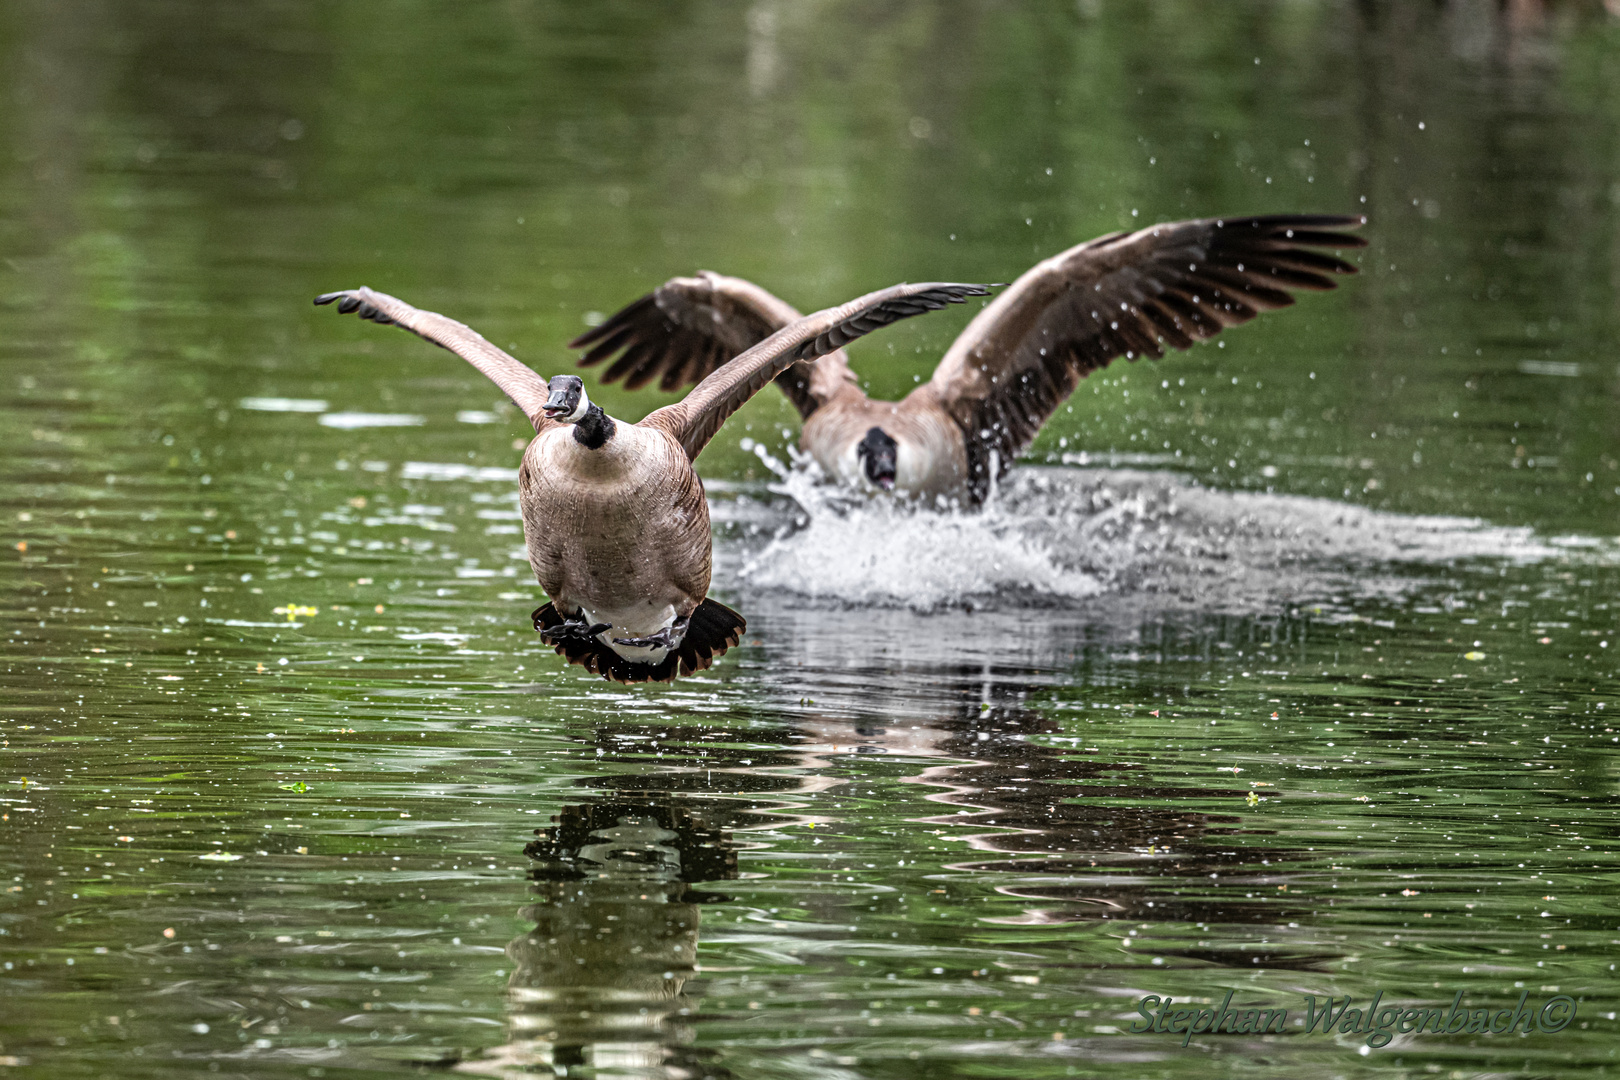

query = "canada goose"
[313,281,991,683]
[572,214,1367,504]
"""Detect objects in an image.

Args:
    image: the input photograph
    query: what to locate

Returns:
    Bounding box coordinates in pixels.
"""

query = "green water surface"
[2,3,1618,1078]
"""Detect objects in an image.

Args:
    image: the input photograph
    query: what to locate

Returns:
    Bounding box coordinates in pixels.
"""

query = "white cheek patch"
[566,386,591,423]
[893,442,926,492]
[834,443,865,487]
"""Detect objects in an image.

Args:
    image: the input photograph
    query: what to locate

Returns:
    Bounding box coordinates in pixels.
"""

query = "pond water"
[2,2,1618,1077]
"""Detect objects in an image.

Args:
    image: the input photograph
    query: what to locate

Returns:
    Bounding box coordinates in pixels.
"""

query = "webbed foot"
[611,616,690,651]
[538,614,612,644]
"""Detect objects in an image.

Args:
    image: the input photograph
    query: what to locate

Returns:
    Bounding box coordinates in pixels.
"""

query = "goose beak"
[875,475,895,491]
[542,389,575,419]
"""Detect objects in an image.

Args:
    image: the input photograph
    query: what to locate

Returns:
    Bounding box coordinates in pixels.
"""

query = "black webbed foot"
[535,610,611,643]
[611,616,690,651]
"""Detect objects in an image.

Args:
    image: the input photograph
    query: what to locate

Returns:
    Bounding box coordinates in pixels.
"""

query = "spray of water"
[729,447,1102,608]
[714,447,1601,615]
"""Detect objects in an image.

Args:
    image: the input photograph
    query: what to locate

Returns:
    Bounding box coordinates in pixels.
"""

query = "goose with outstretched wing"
[572,214,1366,505]
[313,281,992,683]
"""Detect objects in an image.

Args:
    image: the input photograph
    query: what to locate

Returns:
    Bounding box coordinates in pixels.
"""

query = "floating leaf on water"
[1464,651,1486,661]
[278,782,308,793]
[1245,791,1261,807]
[198,852,243,863]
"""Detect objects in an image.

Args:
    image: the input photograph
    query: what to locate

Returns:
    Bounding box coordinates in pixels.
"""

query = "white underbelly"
[579,600,680,665]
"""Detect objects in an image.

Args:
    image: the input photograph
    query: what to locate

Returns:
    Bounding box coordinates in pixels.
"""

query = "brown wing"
[641,282,995,461]
[569,271,853,419]
[314,287,555,432]
[929,214,1367,501]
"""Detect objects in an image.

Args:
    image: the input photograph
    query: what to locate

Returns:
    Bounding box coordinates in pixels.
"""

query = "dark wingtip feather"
[1213,214,1369,249]
[1302,231,1367,251]
[567,294,656,349]
[315,289,396,325]
[567,320,616,351]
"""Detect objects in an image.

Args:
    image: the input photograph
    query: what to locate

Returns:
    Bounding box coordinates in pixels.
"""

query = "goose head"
[542,375,591,423]
[856,426,898,491]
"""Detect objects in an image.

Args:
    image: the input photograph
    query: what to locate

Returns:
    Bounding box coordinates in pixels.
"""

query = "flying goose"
[571,214,1367,505]
[313,281,992,683]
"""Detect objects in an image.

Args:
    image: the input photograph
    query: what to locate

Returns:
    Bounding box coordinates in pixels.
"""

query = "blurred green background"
[3,0,1619,529]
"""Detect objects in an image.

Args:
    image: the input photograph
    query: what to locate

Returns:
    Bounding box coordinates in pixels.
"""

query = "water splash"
[716,458,1604,615]
[728,453,1103,609]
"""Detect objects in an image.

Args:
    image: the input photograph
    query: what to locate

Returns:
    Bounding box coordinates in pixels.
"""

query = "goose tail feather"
[531,599,745,684]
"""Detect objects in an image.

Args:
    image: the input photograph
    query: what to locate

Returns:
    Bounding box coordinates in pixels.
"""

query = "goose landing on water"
[313,281,992,683]
[572,214,1367,506]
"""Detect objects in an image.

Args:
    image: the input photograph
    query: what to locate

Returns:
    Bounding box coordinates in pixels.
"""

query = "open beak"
[875,474,895,491]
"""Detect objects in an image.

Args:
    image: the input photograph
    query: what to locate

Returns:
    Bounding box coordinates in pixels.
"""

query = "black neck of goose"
[572,404,615,450]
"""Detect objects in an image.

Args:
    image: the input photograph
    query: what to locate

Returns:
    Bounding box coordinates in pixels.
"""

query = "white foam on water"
[396,631,472,646]
[402,462,520,482]
[319,412,425,429]
[719,458,1613,614]
[238,396,328,413]
[733,463,1104,609]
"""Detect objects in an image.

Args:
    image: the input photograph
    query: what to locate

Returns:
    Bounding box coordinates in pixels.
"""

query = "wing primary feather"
[931,212,1366,503]
[314,287,553,429]
[575,323,641,367]
[1192,268,1296,309]
[1253,226,1370,247]
[1235,248,1360,276]
[659,343,703,392]
[567,294,657,349]
[604,341,659,388]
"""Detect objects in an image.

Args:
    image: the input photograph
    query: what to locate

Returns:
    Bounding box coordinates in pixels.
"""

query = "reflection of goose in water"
[315,281,989,682]
[575,215,1365,505]
[457,797,739,1079]
[791,661,1341,971]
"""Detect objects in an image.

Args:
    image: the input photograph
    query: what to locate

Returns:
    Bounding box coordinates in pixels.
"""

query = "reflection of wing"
[314,288,555,432]
[930,214,1367,499]
[569,272,848,418]
[642,282,994,461]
